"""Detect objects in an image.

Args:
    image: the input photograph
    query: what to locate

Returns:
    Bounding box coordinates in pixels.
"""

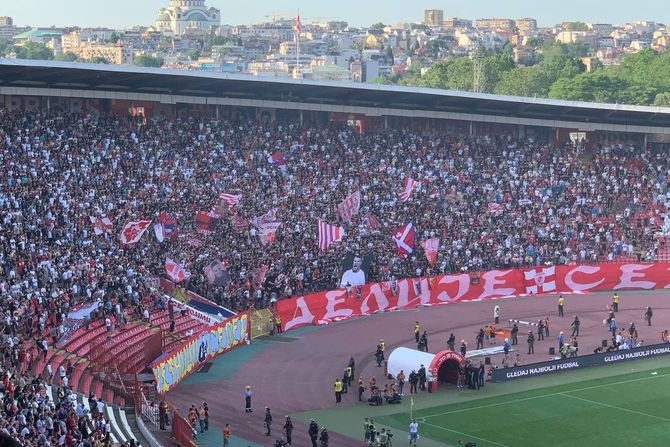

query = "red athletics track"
[167,290,670,446]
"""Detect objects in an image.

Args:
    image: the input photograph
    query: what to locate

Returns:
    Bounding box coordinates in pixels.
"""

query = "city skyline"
[0,0,668,29]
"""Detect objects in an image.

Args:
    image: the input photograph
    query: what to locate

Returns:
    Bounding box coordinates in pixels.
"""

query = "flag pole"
[295,9,300,78]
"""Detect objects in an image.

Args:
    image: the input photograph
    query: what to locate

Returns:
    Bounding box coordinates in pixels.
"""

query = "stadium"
[2,59,670,447]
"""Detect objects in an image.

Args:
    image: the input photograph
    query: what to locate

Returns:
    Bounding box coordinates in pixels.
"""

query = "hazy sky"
[1,0,667,29]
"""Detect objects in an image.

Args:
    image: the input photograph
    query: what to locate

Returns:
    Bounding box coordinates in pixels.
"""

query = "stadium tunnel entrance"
[387,348,466,391]
[431,350,466,385]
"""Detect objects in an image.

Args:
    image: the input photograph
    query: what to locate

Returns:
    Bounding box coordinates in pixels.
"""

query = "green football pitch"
[380,367,670,447]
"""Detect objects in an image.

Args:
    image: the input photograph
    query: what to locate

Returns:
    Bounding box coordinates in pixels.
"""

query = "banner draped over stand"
[152,311,249,394]
[277,263,670,331]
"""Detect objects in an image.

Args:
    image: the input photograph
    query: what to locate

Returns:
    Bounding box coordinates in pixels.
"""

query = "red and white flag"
[186,235,203,247]
[317,219,345,251]
[523,266,557,294]
[365,213,381,230]
[165,257,191,283]
[119,220,152,244]
[420,238,440,267]
[90,216,113,236]
[488,202,503,216]
[219,193,242,207]
[399,177,418,202]
[337,191,361,222]
[251,208,282,232]
[392,223,415,258]
[231,214,249,231]
[252,265,269,290]
[258,228,277,246]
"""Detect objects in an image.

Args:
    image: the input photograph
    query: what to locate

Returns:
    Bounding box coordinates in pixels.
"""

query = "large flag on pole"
[120,220,152,244]
[399,177,418,202]
[337,191,361,222]
[392,223,415,258]
[317,219,345,251]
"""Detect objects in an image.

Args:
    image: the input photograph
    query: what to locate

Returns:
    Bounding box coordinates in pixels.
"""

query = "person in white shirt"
[409,419,419,445]
[340,255,366,288]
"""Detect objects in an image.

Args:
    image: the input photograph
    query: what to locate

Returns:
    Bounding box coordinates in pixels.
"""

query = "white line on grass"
[424,372,670,420]
[559,393,670,423]
[421,421,511,447]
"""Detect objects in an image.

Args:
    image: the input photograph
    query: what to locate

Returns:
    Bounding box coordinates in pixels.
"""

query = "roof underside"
[2,60,670,128]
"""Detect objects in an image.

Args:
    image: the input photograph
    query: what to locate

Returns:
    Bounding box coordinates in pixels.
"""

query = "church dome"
[185,11,208,21]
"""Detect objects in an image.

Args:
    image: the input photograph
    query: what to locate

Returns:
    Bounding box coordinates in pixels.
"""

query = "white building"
[156,0,220,36]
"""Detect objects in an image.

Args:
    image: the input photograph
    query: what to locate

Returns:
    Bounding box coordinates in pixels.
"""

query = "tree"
[565,21,589,31]
[542,40,589,60]
[0,38,12,57]
[207,34,227,49]
[548,72,628,103]
[134,54,164,67]
[111,32,121,43]
[370,22,386,30]
[525,37,545,48]
[494,66,552,97]
[482,54,515,92]
[187,48,201,60]
[419,61,450,88]
[55,51,78,62]
[540,54,585,83]
[13,42,54,60]
[654,92,670,106]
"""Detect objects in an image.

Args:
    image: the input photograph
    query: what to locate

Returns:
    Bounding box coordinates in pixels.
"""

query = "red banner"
[277,263,670,331]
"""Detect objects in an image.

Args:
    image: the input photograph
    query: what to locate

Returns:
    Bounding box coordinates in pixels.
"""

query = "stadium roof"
[2,59,670,129]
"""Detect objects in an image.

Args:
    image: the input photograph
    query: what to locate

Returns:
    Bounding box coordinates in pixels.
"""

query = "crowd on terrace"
[0,107,668,444]
[1,110,669,315]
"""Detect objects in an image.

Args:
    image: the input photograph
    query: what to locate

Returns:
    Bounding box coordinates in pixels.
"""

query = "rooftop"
[1,59,670,130]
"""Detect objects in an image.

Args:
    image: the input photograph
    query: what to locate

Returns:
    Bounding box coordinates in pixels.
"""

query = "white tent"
[386,347,466,391]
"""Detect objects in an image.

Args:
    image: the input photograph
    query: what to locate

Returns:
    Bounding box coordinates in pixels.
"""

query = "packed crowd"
[1,109,669,319]
[1,107,668,445]
[0,347,134,447]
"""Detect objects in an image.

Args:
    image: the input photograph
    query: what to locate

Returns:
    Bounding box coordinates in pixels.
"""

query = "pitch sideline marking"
[559,393,670,423]
[421,421,511,447]
[423,372,670,419]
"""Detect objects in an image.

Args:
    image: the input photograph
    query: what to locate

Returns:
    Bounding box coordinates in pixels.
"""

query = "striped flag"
[488,202,503,216]
[317,219,345,251]
[399,177,418,202]
[219,193,242,207]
